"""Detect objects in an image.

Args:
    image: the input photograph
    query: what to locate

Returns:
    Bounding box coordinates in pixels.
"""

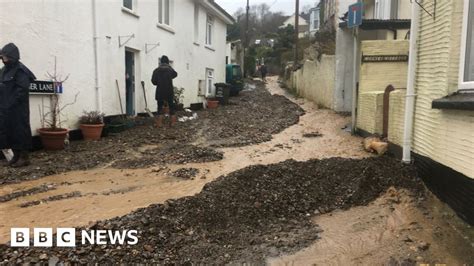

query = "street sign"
[29,81,63,95]
[348,2,363,28]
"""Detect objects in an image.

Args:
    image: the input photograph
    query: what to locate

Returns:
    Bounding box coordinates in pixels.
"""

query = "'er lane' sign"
[29,81,63,95]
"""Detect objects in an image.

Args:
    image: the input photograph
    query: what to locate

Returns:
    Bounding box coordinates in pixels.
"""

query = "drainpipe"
[92,0,103,112]
[402,2,419,163]
[351,27,358,134]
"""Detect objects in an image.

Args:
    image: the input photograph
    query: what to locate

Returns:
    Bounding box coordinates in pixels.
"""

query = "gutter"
[92,0,103,112]
[402,2,420,163]
[199,0,235,25]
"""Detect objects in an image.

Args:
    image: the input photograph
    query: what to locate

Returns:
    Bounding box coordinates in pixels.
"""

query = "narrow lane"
[0,76,367,244]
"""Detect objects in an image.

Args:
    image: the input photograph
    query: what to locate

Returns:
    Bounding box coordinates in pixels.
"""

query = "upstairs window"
[158,0,171,26]
[194,3,199,42]
[123,0,133,10]
[460,0,474,89]
[206,15,214,46]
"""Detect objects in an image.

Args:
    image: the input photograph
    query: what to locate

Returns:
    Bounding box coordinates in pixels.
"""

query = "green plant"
[79,111,105,125]
[174,87,185,105]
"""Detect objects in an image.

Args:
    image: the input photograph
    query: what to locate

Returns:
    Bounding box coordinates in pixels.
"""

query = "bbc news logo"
[11,228,138,247]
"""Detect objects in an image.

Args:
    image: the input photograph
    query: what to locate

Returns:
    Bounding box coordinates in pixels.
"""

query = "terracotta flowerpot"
[207,100,219,109]
[37,128,69,150]
[80,123,104,141]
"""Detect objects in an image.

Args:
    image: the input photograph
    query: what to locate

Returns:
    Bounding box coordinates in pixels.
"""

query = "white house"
[279,14,309,38]
[309,3,321,37]
[0,0,234,133]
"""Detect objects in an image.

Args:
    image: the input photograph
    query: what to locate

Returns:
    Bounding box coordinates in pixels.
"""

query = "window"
[206,69,214,95]
[390,0,398,19]
[194,4,199,43]
[460,0,474,89]
[123,0,133,10]
[206,15,214,46]
[158,0,171,26]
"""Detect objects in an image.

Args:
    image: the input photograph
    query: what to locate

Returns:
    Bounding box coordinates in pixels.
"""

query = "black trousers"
[157,96,175,116]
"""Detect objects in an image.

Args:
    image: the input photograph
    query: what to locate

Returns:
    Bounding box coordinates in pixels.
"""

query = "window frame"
[206,15,214,47]
[158,0,172,27]
[459,0,474,90]
[123,0,133,10]
[194,3,200,44]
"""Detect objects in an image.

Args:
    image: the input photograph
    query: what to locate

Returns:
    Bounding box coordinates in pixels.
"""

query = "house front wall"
[0,1,97,132]
[412,0,474,179]
[356,40,409,134]
[0,0,228,134]
[95,0,228,117]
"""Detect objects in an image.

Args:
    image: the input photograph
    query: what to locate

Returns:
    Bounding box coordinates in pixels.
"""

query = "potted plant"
[37,91,76,150]
[37,57,78,150]
[206,98,219,109]
[79,111,105,141]
[174,87,185,111]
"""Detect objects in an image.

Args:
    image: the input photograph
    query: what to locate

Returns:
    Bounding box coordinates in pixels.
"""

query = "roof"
[339,19,411,30]
[300,12,310,22]
[205,0,236,24]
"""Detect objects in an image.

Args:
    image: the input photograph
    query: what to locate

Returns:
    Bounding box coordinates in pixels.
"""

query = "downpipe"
[402,2,420,163]
[92,0,102,112]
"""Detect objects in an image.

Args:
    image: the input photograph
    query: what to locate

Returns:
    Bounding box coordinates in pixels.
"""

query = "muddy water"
[0,76,367,243]
[269,189,474,265]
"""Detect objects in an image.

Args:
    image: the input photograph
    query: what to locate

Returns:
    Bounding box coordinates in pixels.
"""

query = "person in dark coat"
[0,43,36,167]
[151,55,178,127]
[260,64,268,83]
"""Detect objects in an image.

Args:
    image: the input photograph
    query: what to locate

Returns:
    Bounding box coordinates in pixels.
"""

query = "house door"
[205,68,214,97]
[125,50,135,116]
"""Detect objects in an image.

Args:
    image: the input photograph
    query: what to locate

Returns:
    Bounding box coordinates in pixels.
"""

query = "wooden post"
[294,0,299,69]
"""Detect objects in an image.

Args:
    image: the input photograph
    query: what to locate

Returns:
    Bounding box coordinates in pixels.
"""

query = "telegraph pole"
[294,0,299,69]
[243,0,250,77]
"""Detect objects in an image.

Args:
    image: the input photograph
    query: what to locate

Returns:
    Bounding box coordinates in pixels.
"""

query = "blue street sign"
[348,2,363,28]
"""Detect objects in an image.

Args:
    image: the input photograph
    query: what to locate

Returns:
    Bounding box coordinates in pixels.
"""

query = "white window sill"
[193,42,200,46]
[121,7,139,18]
[205,45,215,51]
[156,23,175,34]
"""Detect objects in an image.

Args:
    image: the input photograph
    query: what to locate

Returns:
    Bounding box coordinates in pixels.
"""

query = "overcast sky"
[215,0,318,17]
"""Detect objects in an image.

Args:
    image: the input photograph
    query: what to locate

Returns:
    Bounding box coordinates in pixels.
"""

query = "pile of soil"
[303,132,323,138]
[0,156,423,264]
[0,81,302,184]
[112,145,224,169]
[0,183,56,203]
[200,83,305,148]
[172,168,199,179]
[19,191,82,208]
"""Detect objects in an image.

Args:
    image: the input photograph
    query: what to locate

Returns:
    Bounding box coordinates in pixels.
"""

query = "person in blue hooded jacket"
[0,43,36,167]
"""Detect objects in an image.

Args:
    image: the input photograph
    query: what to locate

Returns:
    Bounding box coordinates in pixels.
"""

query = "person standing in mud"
[260,64,268,83]
[0,43,36,167]
[151,55,178,127]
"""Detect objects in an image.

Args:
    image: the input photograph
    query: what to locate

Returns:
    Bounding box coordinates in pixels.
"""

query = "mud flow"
[0,77,472,265]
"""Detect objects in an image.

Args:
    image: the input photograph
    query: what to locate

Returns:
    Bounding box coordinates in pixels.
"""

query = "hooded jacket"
[151,63,177,100]
[0,43,36,150]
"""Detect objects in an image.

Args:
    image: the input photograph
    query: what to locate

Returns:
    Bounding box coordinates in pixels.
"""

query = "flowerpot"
[176,103,184,111]
[37,128,69,150]
[80,123,104,141]
[107,123,127,134]
[207,100,219,109]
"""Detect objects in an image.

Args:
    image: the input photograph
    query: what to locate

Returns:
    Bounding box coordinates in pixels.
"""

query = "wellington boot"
[10,152,30,168]
[170,115,177,127]
[155,116,164,128]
